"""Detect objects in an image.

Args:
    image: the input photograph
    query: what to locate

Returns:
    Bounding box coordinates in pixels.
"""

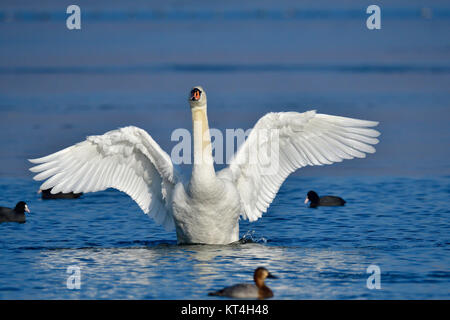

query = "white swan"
[29,86,380,244]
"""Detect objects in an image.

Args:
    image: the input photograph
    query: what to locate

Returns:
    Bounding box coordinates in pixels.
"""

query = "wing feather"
[29,126,178,230]
[226,111,379,221]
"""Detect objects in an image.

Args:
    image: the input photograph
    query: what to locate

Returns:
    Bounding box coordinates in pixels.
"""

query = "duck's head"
[188,86,207,109]
[15,201,30,214]
[254,267,277,283]
[305,190,319,205]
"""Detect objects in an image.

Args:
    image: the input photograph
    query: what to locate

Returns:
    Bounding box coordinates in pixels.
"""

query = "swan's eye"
[191,89,202,101]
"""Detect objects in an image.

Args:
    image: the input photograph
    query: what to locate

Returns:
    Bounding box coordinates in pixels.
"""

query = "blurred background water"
[0,0,449,299]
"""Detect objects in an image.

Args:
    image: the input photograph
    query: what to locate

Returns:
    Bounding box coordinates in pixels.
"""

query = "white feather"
[226,111,380,221]
[29,126,179,231]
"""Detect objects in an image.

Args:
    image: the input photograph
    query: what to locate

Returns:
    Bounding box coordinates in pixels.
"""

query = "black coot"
[305,190,346,208]
[39,188,82,200]
[0,201,30,223]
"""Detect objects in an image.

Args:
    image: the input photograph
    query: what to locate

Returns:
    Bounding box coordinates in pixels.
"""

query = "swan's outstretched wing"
[227,110,380,222]
[29,126,178,230]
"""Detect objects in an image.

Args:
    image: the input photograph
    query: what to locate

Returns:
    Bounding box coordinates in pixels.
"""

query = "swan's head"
[189,86,207,108]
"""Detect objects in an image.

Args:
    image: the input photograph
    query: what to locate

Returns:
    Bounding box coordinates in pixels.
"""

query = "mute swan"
[29,86,380,244]
[208,267,277,299]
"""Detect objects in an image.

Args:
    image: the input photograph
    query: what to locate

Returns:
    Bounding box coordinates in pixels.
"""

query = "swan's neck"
[191,106,215,184]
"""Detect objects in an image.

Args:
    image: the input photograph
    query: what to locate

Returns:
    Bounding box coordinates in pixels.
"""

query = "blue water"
[0,176,449,299]
[0,0,449,299]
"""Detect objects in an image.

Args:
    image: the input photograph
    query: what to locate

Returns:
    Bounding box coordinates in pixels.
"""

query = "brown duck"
[208,267,277,299]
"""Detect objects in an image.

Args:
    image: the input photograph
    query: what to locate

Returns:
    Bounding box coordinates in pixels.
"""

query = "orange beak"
[191,90,201,101]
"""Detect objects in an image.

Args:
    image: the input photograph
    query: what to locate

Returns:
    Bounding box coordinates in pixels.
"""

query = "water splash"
[239,230,267,244]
